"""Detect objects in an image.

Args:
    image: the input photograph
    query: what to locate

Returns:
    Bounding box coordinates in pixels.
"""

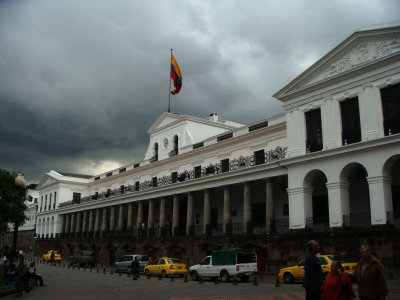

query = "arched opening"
[383,155,400,227]
[341,163,370,228]
[174,135,179,155]
[303,170,329,232]
[37,219,42,238]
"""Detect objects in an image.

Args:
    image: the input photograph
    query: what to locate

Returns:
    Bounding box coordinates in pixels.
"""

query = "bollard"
[103,268,106,274]
[170,275,174,282]
[90,268,92,272]
[97,268,99,273]
[253,276,258,286]
[214,277,219,285]
[390,269,394,280]
[275,277,280,287]
[199,276,203,284]
[158,274,162,280]
[233,276,238,286]
[147,273,151,280]
[259,273,263,279]
[184,275,188,283]
[84,267,86,272]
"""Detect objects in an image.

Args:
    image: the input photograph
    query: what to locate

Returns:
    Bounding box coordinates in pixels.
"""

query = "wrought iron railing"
[58,147,288,208]
[343,213,371,229]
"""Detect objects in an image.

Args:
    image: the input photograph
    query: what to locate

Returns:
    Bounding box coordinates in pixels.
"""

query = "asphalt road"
[3,257,400,300]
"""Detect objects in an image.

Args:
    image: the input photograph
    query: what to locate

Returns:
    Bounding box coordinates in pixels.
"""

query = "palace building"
[27,23,400,270]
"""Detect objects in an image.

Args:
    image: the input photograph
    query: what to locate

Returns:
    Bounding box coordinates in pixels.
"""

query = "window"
[283,204,289,216]
[135,181,140,191]
[119,167,126,173]
[53,192,56,209]
[201,257,211,265]
[94,176,100,181]
[221,159,229,173]
[381,83,400,135]
[171,172,178,183]
[152,177,158,187]
[194,166,202,178]
[40,197,43,212]
[174,135,179,155]
[193,142,204,149]
[305,109,323,152]
[254,150,265,165]
[106,172,112,177]
[45,195,47,211]
[154,143,159,161]
[217,132,233,142]
[318,257,328,265]
[120,185,125,194]
[134,163,140,168]
[73,192,81,203]
[158,259,166,265]
[249,120,268,132]
[49,194,52,210]
[340,97,361,145]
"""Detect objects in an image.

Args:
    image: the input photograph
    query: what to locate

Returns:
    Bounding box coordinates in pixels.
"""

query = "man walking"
[14,255,28,297]
[354,245,388,300]
[131,257,140,280]
[303,240,324,300]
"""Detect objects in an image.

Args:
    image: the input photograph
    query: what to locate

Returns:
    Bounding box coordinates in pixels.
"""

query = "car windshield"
[82,251,93,256]
[139,256,148,261]
[168,259,182,264]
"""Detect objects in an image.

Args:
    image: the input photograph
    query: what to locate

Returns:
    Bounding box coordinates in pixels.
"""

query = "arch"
[382,154,400,177]
[303,170,329,231]
[50,216,55,238]
[383,155,400,223]
[37,219,42,237]
[340,163,370,228]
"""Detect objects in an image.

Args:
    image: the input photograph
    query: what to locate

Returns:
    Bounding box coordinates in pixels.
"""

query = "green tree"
[0,168,27,233]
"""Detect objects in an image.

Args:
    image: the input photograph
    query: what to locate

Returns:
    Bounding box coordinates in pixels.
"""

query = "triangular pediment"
[274,23,400,100]
[147,112,182,134]
[37,172,60,189]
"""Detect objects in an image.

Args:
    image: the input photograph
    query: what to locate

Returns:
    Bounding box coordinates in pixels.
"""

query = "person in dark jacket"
[14,255,28,297]
[28,262,45,286]
[303,240,324,300]
[354,245,388,300]
[131,257,140,280]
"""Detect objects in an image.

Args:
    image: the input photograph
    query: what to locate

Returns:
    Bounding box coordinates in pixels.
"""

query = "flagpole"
[168,49,173,113]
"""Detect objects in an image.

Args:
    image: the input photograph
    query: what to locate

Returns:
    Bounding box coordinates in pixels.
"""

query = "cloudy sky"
[0,0,399,184]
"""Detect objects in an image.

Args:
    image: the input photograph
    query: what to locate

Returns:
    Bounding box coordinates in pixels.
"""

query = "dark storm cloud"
[1,0,399,183]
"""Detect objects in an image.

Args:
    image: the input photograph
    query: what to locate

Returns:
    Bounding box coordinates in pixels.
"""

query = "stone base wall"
[34,229,400,272]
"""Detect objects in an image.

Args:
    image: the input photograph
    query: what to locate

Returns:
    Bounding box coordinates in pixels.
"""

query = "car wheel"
[220,270,230,282]
[162,270,167,278]
[190,271,198,281]
[283,272,294,284]
[145,269,150,277]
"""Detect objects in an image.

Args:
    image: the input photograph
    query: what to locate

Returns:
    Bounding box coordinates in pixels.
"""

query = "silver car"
[113,254,149,273]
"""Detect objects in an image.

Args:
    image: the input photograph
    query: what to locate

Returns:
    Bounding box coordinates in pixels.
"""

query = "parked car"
[43,250,62,261]
[69,250,96,267]
[277,254,357,284]
[189,248,258,282]
[113,254,149,273]
[144,257,187,277]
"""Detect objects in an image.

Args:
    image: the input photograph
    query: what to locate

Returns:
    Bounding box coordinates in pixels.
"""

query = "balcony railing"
[58,147,288,208]
[387,211,400,229]
[343,213,371,229]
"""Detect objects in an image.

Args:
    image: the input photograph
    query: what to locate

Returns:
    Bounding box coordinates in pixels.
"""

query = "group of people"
[304,240,388,300]
[3,254,45,297]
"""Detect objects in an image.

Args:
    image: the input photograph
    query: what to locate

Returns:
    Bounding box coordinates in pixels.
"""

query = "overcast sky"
[0,0,399,184]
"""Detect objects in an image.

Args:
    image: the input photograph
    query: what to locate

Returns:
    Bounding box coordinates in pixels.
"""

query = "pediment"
[37,174,58,189]
[147,112,182,134]
[274,24,400,100]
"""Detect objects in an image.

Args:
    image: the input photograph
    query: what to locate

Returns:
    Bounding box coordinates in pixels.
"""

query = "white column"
[223,187,231,234]
[127,203,133,230]
[243,183,251,233]
[287,187,313,230]
[148,199,154,234]
[359,84,385,140]
[172,195,179,236]
[265,179,274,233]
[203,190,210,235]
[186,193,194,236]
[367,176,393,225]
[88,210,94,232]
[82,211,88,233]
[109,206,115,231]
[326,182,350,227]
[117,205,124,231]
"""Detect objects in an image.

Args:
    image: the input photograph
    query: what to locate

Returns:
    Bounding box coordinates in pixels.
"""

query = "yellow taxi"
[277,254,357,284]
[144,257,187,277]
[43,250,62,261]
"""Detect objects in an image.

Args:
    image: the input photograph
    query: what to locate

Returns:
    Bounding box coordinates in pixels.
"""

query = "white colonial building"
[31,23,400,268]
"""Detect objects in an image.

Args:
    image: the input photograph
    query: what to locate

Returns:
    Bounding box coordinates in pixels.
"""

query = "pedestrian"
[14,254,28,297]
[354,245,388,300]
[322,261,355,300]
[131,257,140,280]
[141,222,146,237]
[303,240,324,300]
[28,262,45,286]
[149,256,153,265]
[50,250,55,263]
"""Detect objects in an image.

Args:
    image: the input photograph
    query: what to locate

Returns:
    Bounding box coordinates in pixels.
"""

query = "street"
[3,257,400,300]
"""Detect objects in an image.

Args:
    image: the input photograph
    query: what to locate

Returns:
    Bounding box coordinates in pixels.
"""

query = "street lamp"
[11,172,26,263]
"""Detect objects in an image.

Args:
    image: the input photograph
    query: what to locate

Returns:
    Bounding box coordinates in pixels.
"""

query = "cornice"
[283,62,400,111]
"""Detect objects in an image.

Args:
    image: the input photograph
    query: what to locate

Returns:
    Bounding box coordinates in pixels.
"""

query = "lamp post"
[11,172,26,263]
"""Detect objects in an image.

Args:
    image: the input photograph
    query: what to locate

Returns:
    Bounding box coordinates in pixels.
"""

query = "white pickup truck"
[189,248,258,282]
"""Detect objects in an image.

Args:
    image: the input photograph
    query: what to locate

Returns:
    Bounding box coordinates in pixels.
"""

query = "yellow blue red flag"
[170,53,182,95]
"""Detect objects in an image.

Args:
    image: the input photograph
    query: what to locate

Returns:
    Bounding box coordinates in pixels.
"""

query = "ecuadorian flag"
[170,53,182,95]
